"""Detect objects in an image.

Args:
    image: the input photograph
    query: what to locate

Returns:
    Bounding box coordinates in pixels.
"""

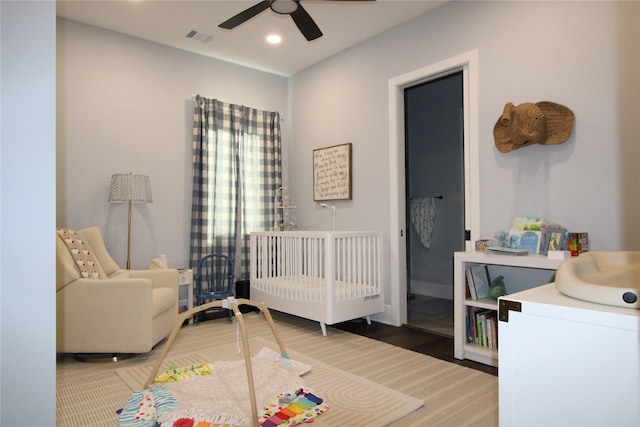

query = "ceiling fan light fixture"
[270,0,298,15]
[220,0,370,42]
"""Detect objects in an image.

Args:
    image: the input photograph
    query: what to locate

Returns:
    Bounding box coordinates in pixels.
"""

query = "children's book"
[484,246,528,256]
[508,216,544,255]
[465,267,477,300]
[468,265,490,299]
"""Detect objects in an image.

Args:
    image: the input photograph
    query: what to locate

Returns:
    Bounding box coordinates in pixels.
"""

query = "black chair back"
[195,254,235,306]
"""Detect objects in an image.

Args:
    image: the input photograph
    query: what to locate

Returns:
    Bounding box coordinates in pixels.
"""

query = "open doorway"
[387,50,479,329]
[404,71,464,336]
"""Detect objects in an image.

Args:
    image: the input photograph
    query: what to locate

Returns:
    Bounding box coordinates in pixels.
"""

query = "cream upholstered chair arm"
[62,277,154,316]
[129,268,179,291]
[56,276,178,354]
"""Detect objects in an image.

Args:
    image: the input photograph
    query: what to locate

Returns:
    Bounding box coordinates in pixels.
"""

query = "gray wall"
[57,18,289,269]
[290,1,640,302]
[1,2,56,425]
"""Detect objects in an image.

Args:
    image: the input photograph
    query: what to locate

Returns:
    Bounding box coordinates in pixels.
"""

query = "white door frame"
[387,50,480,326]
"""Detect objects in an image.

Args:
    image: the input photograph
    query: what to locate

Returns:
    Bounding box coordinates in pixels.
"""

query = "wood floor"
[205,308,497,377]
[335,318,498,376]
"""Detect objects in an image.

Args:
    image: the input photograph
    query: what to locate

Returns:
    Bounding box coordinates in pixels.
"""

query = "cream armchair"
[56,227,179,355]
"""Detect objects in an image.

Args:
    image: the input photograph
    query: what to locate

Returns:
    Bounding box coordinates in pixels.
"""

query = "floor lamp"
[108,172,152,269]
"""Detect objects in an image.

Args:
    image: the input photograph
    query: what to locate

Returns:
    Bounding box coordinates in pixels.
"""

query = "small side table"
[178,268,194,324]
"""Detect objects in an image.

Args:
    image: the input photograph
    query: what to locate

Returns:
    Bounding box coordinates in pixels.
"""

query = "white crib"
[250,231,383,335]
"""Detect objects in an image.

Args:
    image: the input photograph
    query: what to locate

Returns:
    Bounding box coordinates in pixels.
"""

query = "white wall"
[289,1,640,314]
[57,18,289,269]
[1,1,56,425]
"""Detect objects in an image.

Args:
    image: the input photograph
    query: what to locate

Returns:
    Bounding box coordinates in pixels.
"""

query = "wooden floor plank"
[335,319,498,376]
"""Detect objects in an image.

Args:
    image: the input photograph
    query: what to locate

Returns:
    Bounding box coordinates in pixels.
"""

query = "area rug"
[57,312,497,427]
[115,336,424,426]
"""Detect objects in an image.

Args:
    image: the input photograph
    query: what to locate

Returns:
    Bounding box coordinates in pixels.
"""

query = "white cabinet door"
[499,284,640,426]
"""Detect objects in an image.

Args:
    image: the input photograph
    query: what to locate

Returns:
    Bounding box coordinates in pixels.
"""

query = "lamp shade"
[108,173,153,203]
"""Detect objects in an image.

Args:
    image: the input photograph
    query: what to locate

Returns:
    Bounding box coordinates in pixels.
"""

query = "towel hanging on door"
[410,197,437,248]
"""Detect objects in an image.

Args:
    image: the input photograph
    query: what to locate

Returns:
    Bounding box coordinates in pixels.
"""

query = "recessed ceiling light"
[266,34,282,44]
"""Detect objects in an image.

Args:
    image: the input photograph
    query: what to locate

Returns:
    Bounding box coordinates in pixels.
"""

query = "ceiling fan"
[219,0,373,42]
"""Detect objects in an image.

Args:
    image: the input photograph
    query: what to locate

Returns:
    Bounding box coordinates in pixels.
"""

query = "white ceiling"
[56,0,445,76]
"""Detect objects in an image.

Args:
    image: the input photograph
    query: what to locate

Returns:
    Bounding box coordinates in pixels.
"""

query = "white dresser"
[498,283,640,426]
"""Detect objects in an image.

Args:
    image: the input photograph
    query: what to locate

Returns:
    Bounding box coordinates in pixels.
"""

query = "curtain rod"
[190,95,284,120]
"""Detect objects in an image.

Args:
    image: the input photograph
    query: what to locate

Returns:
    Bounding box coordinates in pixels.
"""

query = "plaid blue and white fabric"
[190,97,282,280]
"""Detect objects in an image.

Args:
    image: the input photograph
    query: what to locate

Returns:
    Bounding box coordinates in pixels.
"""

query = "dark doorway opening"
[404,71,465,336]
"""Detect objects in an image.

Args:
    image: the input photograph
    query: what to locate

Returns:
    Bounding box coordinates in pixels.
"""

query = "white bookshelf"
[453,251,563,367]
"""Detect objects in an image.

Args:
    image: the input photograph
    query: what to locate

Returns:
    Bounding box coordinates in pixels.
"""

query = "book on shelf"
[484,311,497,349]
[466,267,478,300]
[484,246,529,256]
[476,310,486,347]
[468,265,491,299]
[467,307,483,346]
[466,306,478,344]
[507,216,544,255]
[466,307,498,350]
[476,310,492,348]
[509,230,541,254]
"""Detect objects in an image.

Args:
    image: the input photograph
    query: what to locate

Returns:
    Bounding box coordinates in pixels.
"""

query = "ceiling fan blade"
[290,4,323,41]
[219,1,271,30]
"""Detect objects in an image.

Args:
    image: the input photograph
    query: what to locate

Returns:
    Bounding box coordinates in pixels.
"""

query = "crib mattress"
[252,275,380,301]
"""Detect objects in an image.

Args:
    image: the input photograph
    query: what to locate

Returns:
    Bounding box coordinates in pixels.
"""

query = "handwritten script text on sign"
[313,144,351,200]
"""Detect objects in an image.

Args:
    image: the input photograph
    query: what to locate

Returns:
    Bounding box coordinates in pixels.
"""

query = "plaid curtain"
[190,97,281,280]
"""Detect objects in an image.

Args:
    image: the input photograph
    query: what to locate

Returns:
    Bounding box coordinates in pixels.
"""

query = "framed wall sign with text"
[313,143,352,201]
